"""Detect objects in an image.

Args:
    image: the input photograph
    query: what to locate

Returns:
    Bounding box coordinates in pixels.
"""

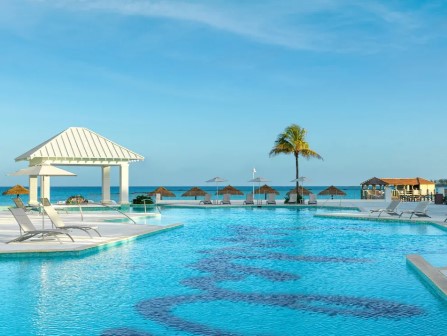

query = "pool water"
[1,207,447,335]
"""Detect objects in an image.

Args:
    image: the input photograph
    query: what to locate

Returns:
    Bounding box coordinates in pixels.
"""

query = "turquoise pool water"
[1,207,447,335]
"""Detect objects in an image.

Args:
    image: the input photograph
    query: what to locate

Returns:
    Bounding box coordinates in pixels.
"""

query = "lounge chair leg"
[53,234,63,244]
[81,229,92,238]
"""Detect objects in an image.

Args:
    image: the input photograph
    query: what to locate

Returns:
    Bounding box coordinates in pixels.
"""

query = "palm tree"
[269,124,323,194]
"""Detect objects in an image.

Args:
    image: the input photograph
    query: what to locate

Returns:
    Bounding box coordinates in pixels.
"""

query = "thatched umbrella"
[2,185,29,198]
[216,185,244,195]
[254,184,279,200]
[288,186,311,196]
[318,185,347,199]
[148,186,176,200]
[182,187,207,200]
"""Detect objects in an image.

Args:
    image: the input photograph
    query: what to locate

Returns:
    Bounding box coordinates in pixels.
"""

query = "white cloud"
[16,0,438,52]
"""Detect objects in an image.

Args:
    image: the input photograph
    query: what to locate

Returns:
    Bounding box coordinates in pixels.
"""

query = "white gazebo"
[15,127,144,205]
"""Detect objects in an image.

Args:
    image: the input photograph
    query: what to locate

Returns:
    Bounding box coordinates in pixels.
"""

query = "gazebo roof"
[360,177,388,186]
[15,127,144,164]
[361,176,435,186]
[380,177,435,186]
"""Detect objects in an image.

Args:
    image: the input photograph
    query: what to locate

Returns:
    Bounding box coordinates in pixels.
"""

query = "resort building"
[15,127,144,205]
[361,177,435,201]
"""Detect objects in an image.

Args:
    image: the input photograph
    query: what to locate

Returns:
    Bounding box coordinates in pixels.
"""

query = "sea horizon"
[0,185,362,206]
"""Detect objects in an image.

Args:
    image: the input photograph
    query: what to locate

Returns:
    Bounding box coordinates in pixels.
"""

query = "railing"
[70,202,137,224]
[143,199,161,214]
[100,203,137,224]
[56,201,162,224]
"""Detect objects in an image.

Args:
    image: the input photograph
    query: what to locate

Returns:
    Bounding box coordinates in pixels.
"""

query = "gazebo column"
[102,165,111,204]
[42,176,51,202]
[119,163,129,204]
[29,175,38,206]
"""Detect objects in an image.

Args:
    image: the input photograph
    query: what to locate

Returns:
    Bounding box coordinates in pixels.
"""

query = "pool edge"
[0,223,183,258]
[406,254,447,301]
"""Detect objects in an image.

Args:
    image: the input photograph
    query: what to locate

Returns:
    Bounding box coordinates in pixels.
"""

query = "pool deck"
[158,198,447,222]
[0,210,182,256]
[406,254,447,298]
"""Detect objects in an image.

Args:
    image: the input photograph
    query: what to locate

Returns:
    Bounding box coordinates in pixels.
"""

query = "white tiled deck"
[0,210,182,255]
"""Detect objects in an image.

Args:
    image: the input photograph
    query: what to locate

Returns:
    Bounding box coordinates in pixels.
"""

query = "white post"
[385,186,392,202]
[119,163,129,204]
[215,183,218,204]
[29,175,39,206]
[102,165,111,204]
[42,176,50,202]
[252,168,256,203]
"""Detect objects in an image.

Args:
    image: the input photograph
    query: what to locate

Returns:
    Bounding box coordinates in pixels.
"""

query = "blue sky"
[0,0,446,187]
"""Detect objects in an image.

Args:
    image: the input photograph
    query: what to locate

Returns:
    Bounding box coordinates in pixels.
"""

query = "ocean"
[0,186,362,206]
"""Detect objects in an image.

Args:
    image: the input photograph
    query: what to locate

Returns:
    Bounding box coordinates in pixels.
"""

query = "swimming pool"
[1,207,447,335]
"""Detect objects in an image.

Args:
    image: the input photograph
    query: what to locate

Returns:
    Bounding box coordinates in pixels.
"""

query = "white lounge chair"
[199,194,212,205]
[369,200,401,217]
[308,193,317,205]
[41,197,68,214]
[267,193,276,205]
[399,201,430,219]
[288,193,298,204]
[220,194,231,205]
[40,197,51,206]
[13,198,35,214]
[244,193,254,205]
[7,208,74,244]
[43,205,101,238]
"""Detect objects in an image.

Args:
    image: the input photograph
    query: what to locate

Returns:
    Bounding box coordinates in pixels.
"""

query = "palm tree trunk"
[295,153,299,191]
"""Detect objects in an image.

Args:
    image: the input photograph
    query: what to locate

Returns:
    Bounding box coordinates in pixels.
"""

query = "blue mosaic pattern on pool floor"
[106,215,426,335]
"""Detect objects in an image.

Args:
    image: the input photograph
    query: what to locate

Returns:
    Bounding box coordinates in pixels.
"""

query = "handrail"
[62,202,160,224]
[143,199,161,214]
[78,202,84,221]
[100,203,137,224]
[143,199,150,213]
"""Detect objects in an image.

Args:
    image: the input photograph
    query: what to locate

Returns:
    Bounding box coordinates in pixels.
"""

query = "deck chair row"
[199,193,279,205]
[7,206,101,244]
[370,200,431,219]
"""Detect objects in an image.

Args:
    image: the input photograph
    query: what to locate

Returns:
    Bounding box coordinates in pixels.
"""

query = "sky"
[0,0,446,187]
